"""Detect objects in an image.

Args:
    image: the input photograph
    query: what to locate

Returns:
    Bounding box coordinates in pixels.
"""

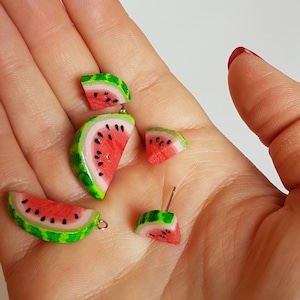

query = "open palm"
[0,1,299,299]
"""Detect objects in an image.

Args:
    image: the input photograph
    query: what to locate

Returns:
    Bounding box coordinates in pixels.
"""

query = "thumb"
[228,47,300,190]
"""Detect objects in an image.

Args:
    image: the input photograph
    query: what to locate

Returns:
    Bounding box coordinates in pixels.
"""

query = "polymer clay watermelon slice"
[8,191,101,243]
[70,113,135,200]
[135,210,181,245]
[81,73,131,111]
[145,127,188,165]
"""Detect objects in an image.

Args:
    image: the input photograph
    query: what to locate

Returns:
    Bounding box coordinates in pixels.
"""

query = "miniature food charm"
[135,210,181,245]
[145,127,188,165]
[70,113,135,200]
[81,73,131,111]
[8,191,101,243]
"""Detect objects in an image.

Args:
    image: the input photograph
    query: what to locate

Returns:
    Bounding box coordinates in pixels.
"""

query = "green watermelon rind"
[135,210,175,231]
[146,127,189,148]
[8,192,101,243]
[81,73,131,102]
[70,113,135,200]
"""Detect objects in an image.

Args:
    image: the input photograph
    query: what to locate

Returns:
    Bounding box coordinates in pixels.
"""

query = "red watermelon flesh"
[135,210,181,245]
[8,191,100,243]
[145,127,188,165]
[84,87,124,111]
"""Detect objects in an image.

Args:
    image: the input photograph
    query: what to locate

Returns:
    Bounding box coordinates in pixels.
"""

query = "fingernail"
[228,46,260,69]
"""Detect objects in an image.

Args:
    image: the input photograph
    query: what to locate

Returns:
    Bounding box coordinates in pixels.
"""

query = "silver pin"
[165,186,176,212]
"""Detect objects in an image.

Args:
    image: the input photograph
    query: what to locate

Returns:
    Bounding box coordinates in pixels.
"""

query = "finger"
[63,0,209,133]
[0,4,83,201]
[0,101,46,267]
[228,47,300,190]
[0,0,100,128]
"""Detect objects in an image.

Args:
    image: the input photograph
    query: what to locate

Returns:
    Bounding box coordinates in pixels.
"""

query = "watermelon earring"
[145,127,188,165]
[134,187,181,245]
[8,191,108,243]
[70,74,135,200]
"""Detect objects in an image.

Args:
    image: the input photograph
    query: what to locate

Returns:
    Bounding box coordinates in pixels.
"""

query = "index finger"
[63,0,210,133]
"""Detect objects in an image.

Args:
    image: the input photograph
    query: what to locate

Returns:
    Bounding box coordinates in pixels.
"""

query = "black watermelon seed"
[62,219,67,225]
[25,208,31,213]
[104,91,109,95]
[93,92,98,98]
[105,98,111,102]
[108,134,112,140]
[98,132,103,138]
[97,150,102,155]
[159,234,166,238]
[159,141,164,146]
[34,209,40,215]
[94,155,99,159]
[99,172,104,176]
[167,140,172,145]
[156,137,160,142]
[115,124,119,131]
[22,199,28,204]
[120,125,124,132]
[50,218,55,224]
[74,213,79,219]
[106,124,110,130]
[94,138,100,144]
[149,139,153,145]
[113,99,118,103]
[98,162,103,167]
[149,233,155,237]
[41,216,46,222]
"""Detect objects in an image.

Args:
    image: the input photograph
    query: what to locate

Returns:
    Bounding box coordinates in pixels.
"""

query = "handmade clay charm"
[81,73,131,111]
[134,187,181,245]
[70,113,135,200]
[8,191,103,243]
[135,210,181,245]
[145,127,188,165]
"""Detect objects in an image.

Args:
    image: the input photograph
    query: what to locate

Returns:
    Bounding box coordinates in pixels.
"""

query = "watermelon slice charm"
[134,187,181,245]
[145,127,188,165]
[70,113,135,200]
[81,73,131,111]
[8,191,103,243]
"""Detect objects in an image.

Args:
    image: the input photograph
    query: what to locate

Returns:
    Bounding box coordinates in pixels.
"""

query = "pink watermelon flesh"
[8,191,100,243]
[135,210,181,245]
[145,128,188,165]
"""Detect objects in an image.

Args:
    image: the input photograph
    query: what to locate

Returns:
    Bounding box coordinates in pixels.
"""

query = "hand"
[0,1,298,299]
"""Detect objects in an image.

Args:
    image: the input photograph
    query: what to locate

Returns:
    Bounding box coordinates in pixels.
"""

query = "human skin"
[0,0,300,299]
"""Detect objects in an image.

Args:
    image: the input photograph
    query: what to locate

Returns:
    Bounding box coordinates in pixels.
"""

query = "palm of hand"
[0,1,299,299]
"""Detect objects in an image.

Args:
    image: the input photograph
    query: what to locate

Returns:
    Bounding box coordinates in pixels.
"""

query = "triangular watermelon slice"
[8,191,101,243]
[135,210,181,245]
[81,73,131,111]
[145,127,188,165]
[70,113,135,200]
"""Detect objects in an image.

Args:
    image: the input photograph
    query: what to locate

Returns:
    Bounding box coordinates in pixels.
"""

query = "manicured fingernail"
[228,46,260,69]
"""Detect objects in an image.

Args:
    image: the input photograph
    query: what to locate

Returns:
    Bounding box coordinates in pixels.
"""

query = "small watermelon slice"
[8,191,101,243]
[70,113,135,200]
[145,127,188,165]
[134,210,181,245]
[81,73,131,111]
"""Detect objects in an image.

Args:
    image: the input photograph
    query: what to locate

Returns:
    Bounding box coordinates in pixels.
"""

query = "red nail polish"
[228,46,260,69]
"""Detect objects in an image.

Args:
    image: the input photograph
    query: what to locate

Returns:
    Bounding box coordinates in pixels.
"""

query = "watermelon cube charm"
[81,73,131,111]
[70,113,135,200]
[8,191,102,243]
[135,210,181,245]
[145,127,188,165]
